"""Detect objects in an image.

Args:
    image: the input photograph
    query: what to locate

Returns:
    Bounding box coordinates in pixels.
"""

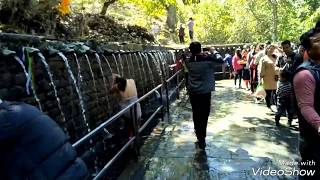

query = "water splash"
[13,56,30,94]
[84,54,99,109]
[159,52,170,80]
[133,53,145,95]
[73,53,84,88]
[128,53,135,78]
[58,52,89,131]
[37,52,66,123]
[101,54,113,75]
[169,50,176,65]
[111,54,120,75]
[141,52,156,88]
[138,52,152,91]
[156,52,167,80]
[124,53,132,77]
[94,53,110,110]
[148,52,162,84]
[13,56,42,110]
[117,54,125,77]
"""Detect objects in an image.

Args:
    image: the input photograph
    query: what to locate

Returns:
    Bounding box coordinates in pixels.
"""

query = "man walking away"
[186,42,223,150]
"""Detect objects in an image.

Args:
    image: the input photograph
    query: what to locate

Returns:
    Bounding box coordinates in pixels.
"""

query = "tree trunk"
[269,0,278,42]
[166,5,177,32]
[100,0,117,15]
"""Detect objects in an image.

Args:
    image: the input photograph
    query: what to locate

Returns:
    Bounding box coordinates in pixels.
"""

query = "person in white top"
[188,18,195,41]
[151,22,159,41]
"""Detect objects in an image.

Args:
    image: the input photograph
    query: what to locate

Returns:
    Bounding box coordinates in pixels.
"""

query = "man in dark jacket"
[0,99,88,180]
[294,28,320,179]
[281,40,303,79]
[186,42,223,150]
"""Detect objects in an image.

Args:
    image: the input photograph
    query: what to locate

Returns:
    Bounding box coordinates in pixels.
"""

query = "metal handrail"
[166,69,182,83]
[72,64,184,180]
[72,84,162,149]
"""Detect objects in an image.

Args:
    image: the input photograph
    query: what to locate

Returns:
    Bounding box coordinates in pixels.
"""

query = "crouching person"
[0,99,88,180]
[111,74,142,137]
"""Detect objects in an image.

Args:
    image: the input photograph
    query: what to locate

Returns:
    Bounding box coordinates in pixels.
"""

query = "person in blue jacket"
[0,99,88,180]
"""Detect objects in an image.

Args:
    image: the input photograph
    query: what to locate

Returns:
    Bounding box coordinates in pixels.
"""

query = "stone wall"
[0,38,247,177]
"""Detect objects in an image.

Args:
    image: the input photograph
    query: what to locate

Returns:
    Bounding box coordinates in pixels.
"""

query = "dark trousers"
[275,97,293,123]
[265,90,276,108]
[179,36,185,43]
[250,69,257,93]
[190,92,211,143]
[189,31,194,41]
[299,137,320,179]
[234,69,243,87]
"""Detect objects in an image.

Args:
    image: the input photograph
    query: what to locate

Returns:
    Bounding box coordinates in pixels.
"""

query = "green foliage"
[2,0,320,44]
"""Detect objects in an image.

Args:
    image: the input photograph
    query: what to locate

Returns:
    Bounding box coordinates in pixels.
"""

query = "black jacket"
[186,51,223,94]
[0,101,88,180]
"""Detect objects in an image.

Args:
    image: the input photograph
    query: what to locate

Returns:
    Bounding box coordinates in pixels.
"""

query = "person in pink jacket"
[232,49,243,88]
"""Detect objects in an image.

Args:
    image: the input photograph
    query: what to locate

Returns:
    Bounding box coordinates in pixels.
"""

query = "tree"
[100,0,118,15]
[268,0,278,42]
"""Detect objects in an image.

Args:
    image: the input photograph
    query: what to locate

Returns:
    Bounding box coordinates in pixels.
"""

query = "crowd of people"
[3,16,320,179]
[185,21,320,178]
[225,40,303,125]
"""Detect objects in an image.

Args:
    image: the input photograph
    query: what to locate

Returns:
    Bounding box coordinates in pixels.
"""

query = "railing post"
[160,88,164,122]
[176,71,180,99]
[131,105,140,158]
[165,80,170,122]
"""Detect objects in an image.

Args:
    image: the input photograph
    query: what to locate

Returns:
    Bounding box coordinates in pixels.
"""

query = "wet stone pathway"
[120,80,300,180]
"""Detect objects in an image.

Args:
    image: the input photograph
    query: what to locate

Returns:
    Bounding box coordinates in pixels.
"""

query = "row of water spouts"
[7,47,176,137]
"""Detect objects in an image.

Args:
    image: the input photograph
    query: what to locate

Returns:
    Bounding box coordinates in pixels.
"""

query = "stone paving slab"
[120,80,300,180]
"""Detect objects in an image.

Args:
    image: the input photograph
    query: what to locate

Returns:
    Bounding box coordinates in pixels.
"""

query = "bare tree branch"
[100,0,118,15]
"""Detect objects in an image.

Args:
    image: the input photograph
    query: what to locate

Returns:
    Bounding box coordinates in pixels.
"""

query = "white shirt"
[188,20,194,31]
[151,24,159,34]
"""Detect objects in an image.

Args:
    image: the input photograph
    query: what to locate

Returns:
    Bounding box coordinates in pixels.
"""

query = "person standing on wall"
[151,22,160,42]
[186,42,223,150]
[178,24,185,44]
[188,18,195,42]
